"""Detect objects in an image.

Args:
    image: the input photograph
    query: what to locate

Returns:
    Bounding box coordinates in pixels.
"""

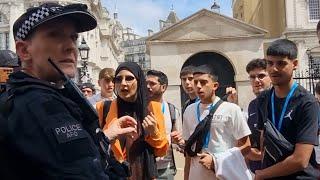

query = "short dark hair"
[146,70,168,86]
[246,58,267,73]
[267,39,298,60]
[79,82,95,93]
[180,65,195,78]
[193,65,218,82]
[317,20,320,32]
[316,81,320,94]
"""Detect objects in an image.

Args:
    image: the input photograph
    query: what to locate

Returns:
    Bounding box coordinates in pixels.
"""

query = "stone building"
[121,8,180,73]
[147,0,320,112]
[147,9,267,111]
[121,37,151,73]
[233,0,320,71]
[159,7,180,31]
[0,0,124,85]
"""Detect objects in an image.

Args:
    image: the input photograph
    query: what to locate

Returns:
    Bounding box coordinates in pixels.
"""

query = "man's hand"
[171,131,185,153]
[198,152,214,170]
[142,112,159,137]
[226,87,237,104]
[103,115,137,142]
[171,131,185,145]
[254,170,265,180]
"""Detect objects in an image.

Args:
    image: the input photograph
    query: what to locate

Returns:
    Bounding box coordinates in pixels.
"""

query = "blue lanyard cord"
[161,102,165,114]
[196,100,217,148]
[271,82,298,131]
[196,102,214,123]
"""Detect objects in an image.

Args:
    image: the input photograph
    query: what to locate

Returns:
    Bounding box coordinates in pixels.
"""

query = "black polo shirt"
[257,85,319,179]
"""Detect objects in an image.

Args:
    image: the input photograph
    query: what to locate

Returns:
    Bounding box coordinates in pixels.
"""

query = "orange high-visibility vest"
[96,99,168,162]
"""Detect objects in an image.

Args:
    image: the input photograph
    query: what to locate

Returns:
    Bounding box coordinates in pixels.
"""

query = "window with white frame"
[0,32,9,50]
[309,0,320,21]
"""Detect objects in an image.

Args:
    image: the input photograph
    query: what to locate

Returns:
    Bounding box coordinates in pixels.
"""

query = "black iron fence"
[294,69,320,95]
[294,51,320,95]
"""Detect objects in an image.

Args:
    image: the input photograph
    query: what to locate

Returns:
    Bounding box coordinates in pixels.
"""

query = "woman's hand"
[142,112,159,137]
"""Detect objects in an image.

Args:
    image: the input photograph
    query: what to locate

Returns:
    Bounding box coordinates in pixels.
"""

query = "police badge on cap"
[13,3,97,41]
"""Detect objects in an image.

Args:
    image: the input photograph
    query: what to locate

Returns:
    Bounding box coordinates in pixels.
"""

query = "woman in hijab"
[102,62,168,180]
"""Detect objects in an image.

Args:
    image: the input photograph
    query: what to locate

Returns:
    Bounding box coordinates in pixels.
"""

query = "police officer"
[0,3,137,179]
[0,50,19,93]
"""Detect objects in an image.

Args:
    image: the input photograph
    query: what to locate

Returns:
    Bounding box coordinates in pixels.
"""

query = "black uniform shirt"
[0,71,107,179]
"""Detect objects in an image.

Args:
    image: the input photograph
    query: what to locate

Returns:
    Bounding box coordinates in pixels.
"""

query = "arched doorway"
[181,51,236,105]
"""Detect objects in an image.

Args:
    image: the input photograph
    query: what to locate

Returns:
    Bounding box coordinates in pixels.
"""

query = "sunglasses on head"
[113,75,135,84]
[81,89,92,93]
[249,73,268,81]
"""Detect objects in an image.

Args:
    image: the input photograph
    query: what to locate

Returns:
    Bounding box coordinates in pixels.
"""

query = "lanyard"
[161,102,165,114]
[271,82,298,131]
[196,100,218,148]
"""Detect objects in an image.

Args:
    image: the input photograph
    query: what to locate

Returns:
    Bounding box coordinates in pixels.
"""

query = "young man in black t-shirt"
[255,39,320,179]
[245,58,271,173]
[180,66,198,115]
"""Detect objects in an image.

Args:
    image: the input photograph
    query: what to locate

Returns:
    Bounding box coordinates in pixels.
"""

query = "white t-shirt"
[182,97,251,180]
[156,101,182,169]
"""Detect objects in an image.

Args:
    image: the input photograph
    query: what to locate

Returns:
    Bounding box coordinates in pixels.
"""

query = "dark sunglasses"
[114,75,136,84]
[249,73,268,81]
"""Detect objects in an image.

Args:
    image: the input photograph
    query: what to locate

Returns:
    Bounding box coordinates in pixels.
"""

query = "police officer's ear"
[15,40,32,62]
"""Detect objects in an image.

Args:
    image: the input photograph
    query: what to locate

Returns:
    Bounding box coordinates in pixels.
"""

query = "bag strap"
[101,100,112,128]
[167,102,176,125]
[185,99,224,157]
[166,102,178,173]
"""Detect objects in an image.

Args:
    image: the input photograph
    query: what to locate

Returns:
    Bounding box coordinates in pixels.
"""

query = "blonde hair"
[99,68,115,81]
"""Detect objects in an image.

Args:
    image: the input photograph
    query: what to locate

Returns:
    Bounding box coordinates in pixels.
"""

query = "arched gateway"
[147,8,267,113]
[181,52,235,104]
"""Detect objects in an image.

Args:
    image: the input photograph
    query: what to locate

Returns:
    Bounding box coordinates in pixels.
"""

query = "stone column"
[8,1,25,51]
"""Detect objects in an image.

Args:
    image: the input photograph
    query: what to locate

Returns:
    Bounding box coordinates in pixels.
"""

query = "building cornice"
[147,34,265,45]
[283,28,317,38]
[147,9,267,42]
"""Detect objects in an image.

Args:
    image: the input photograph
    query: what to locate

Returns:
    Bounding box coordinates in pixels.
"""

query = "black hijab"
[115,62,148,125]
[114,62,157,179]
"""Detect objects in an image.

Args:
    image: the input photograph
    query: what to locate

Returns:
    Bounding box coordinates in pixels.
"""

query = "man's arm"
[237,135,251,156]
[172,108,182,132]
[184,155,191,180]
[255,143,314,179]
[246,130,263,161]
[246,148,262,161]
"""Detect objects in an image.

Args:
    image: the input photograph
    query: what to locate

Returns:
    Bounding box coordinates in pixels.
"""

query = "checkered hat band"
[16,7,56,40]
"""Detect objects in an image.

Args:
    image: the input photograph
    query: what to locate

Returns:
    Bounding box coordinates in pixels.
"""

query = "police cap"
[13,3,97,41]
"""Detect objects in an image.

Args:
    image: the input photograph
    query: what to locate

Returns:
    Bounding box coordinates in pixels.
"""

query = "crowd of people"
[0,2,320,180]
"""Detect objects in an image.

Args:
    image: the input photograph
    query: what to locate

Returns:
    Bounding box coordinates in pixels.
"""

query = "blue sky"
[101,0,233,36]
